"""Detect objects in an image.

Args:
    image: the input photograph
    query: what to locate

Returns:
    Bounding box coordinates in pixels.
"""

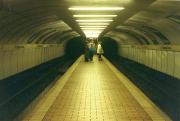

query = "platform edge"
[103,56,172,121]
[15,56,82,121]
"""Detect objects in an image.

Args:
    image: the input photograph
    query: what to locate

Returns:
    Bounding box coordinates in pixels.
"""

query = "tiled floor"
[42,57,153,121]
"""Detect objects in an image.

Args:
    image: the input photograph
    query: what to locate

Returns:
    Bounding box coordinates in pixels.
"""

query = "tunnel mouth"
[65,37,86,59]
[101,37,119,59]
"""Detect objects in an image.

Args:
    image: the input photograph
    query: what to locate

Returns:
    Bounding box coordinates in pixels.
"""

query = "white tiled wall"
[119,45,180,79]
[167,51,175,76]
[0,44,64,80]
[174,52,180,78]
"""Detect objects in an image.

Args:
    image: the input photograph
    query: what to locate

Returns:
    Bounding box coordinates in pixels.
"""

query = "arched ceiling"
[105,0,180,45]
[0,0,155,44]
[0,0,180,45]
[0,9,80,44]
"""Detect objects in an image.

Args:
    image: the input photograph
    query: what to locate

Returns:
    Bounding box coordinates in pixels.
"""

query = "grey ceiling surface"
[0,0,180,44]
[105,0,180,45]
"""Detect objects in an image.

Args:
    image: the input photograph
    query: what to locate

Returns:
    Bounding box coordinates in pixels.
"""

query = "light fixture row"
[69,6,125,38]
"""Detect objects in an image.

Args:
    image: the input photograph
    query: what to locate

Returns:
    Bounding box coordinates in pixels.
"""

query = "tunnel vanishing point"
[0,0,180,121]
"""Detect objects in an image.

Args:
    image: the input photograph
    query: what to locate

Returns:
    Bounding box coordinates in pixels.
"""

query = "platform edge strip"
[16,56,82,121]
[103,56,172,121]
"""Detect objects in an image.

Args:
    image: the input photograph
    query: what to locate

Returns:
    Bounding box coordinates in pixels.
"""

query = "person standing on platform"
[88,41,96,61]
[97,42,104,61]
[84,43,89,62]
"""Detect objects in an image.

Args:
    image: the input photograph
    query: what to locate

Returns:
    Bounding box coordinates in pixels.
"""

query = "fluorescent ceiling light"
[69,7,124,11]
[81,28,105,30]
[85,34,100,38]
[79,23,110,25]
[84,32,101,34]
[83,30,102,33]
[84,31,101,38]
[80,26,107,28]
[84,32,101,35]
[76,20,113,22]
[73,15,117,17]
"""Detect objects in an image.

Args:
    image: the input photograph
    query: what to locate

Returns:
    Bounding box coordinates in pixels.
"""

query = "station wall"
[0,44,64,80]
[118,45,180,79]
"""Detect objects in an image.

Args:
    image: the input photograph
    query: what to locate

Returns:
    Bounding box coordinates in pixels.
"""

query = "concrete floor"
[19,56,171,121]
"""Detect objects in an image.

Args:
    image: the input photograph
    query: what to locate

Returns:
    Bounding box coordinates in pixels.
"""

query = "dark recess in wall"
[65,37,85,59]
[101,37,119,58]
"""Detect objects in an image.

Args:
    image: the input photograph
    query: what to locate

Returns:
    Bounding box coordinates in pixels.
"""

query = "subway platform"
[18,56,171,121]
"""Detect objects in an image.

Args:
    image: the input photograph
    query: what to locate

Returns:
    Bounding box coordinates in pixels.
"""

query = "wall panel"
[152,50,157,70]
[156,50,162,72]
[167,51,174,76]
[161,51,168,73]
[0,44,65,80]
[5,51,10,77]
[0,51,3,80]
[118,45,180,79]
[174,52,180,79]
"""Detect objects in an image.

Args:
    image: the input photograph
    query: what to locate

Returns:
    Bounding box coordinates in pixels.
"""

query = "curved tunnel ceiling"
[0,9,80,44]
[0,0,155,44]
[0,0,180,45]
[105,0,180,45]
